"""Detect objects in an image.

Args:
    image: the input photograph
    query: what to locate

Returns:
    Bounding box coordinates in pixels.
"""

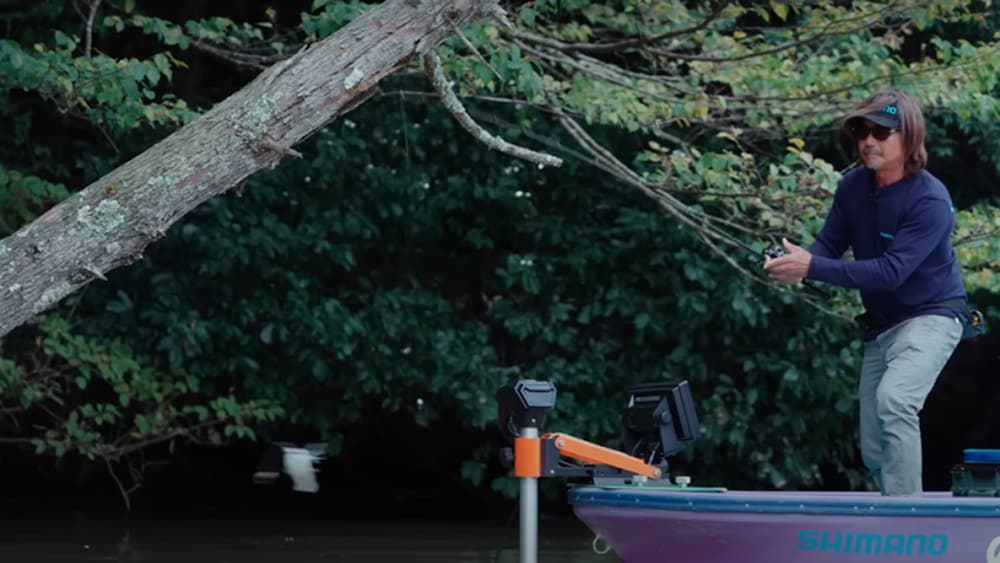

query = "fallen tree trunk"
[0,0,500,338]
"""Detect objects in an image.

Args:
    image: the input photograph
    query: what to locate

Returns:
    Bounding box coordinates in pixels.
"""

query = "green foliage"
[0,315,280,505]
[0,165,69,234]
[442,0,1000,297]
[0,36,193,133]
[71,91,865,490]
[2,0,1000,503]
[304,0,372,40]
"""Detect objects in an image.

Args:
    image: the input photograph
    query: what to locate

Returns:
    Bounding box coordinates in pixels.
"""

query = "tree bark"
[0,0,499,338]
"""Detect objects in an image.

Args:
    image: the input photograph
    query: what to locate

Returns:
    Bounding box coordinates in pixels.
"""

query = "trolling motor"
[497,377,700,563]
[496,379,557,563]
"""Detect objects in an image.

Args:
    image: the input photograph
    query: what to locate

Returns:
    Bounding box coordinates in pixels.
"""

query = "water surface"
[0,514,619,562]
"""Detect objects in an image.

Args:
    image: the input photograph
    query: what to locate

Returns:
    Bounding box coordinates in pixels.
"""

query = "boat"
[571,486,1000,562]
[496,378,1000,563]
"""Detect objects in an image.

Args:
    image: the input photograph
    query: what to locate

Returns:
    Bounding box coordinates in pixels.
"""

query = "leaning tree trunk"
[0,0,500,338]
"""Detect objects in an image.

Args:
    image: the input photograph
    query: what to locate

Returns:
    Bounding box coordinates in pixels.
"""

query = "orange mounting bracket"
[514,432,663,482]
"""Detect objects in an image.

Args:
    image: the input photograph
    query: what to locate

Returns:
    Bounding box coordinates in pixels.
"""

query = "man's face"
[853,118,903,172]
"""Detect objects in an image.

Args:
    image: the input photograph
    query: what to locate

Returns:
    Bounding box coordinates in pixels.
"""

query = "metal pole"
[519,426,539,563]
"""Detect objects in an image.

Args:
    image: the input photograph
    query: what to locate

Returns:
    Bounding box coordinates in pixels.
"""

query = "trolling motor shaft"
[496,377,701,563]
[496,379,556,563]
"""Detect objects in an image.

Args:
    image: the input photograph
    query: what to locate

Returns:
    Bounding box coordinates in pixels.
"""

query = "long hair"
[843,88,928,176]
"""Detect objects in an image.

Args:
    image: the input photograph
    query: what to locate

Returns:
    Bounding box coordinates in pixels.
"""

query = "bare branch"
[515,1,728,55]
[513,1,914,67]
[83,0,102,58]
[448,20,501,80]
[379,89,549,112]
[517,41,690,108]
[557,112,747,251]
[955,230,1000,247]
[649,1,917,63]
[489,3,513,29]
[82,264,107,281]
[115,420,224,456]
[726,44,1000,104]
[553,111,848,317]
[423,52,563,168]
[192,40,289,72]
[257,139,304,159]
[0,0,504,338]
[104,456,132,511]
[71,0,86,22]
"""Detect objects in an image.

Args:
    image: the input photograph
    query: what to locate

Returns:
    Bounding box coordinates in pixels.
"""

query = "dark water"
[0,514,619,562]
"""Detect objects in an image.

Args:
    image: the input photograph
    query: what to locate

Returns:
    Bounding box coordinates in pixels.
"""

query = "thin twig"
[258,139,303,159]
[91,120,121,155]
[114,420,219,456]
[512,1,728,55]
[516,41,684,106]
[648,2,916,63]
[83,0,103,58]
[449,21,501,80]
[104,456,132,511]
[569,113,851,317]
[489,4,513,30]
[0,437,32,444]
[424,52,562,168]
[558,112,744,251]
[192,40,289,72]
[82,264,107,281]
[955,230,1000,247]
[379,89,570,117]
[71,0,86,21]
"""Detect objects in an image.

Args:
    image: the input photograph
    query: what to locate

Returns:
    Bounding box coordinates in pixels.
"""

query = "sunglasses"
[848,122,896,141]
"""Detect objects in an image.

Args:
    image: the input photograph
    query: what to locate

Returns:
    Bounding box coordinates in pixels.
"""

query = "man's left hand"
[764,238,813,284]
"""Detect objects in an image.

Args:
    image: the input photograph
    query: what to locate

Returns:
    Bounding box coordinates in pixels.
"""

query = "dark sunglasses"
[848,122,896,141]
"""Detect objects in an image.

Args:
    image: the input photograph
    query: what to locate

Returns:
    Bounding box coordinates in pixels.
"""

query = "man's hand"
[764,238,813,284]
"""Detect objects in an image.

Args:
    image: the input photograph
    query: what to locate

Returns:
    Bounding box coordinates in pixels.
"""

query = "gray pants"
[859,314,962,496]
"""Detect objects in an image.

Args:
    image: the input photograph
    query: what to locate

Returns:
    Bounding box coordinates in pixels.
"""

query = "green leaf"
[771,2,789,21]
[520,8,536,26]
[634,312,650,329]
[259,324,274,344]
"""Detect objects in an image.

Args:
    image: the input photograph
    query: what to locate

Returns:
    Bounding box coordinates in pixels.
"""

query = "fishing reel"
[759,241,829,298]
[762,244,786,261]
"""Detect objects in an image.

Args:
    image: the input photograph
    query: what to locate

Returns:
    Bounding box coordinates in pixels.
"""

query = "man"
[764,88,966,496]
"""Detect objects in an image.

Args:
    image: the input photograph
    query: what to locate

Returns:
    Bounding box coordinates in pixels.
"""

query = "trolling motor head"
[496,378,557,440]
[622,380,700,471]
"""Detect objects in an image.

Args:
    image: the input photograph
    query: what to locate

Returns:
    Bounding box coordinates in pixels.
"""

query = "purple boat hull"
[570,487,1000,563]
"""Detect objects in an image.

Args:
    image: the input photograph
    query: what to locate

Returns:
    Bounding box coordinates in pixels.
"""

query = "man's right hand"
[764,238,813,284]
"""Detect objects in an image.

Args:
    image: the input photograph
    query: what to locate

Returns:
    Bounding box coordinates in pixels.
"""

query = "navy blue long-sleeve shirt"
[806,167,966,335]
